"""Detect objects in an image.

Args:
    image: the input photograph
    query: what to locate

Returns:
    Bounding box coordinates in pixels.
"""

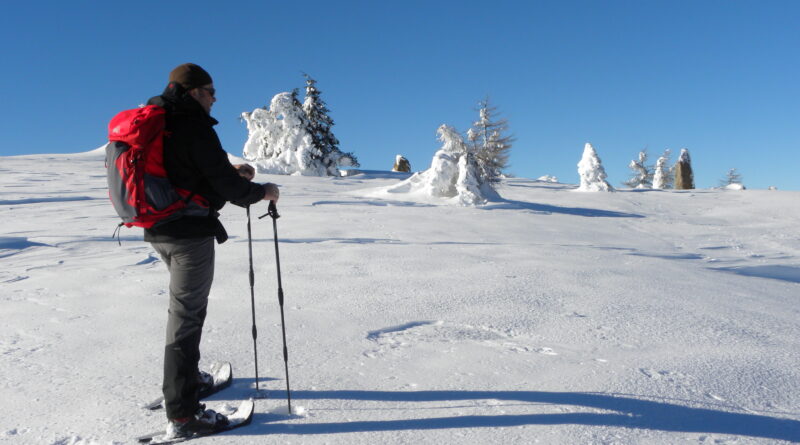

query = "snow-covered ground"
[1,150,798,444]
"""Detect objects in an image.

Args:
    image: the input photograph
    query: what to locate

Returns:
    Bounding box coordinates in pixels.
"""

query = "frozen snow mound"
[241,92,343,176]
[722,183,746,190]
[371,125,498,206]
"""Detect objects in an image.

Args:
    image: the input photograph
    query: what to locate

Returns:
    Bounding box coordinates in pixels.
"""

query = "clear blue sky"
[1,1,798,189]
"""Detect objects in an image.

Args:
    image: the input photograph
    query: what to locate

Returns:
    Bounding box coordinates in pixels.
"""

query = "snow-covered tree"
[241,75,358,176]
[455,151,484,206]
[652,149,673,189]
[577,143,613,192]
[382,124,496,205]
[720,168,745,189]
[467,98,514,187]
[302,74,358,169]
[425,124,469,198]
[674,148,694,190]
[242,92,330,175]
[624,149,653,189]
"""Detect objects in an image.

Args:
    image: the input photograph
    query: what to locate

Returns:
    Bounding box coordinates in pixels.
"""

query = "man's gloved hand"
[234,163,255,181]
[262,183,280,202]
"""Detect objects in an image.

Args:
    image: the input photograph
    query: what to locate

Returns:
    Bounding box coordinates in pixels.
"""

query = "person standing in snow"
[145,63,279,437]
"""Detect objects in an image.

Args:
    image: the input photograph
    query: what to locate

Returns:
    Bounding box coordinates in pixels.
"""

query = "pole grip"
[258,201,280,220]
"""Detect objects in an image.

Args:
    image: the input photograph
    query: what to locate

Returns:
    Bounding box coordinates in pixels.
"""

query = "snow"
[537,175,559,183]
[1,150,799,444]
[723,183,746,191]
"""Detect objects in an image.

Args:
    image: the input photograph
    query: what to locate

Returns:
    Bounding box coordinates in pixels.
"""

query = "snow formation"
[377,125,496,205]
[537,175,559,183]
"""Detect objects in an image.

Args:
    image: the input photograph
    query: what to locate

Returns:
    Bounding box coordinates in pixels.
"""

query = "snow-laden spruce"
[242,76,357,176]
[652,149,672,189]
[577,143,613,191]
[301,74,358,170]
[624,149,652,189]
[466,99,514,185]
[720,168,745,190]
[379,125,497,205]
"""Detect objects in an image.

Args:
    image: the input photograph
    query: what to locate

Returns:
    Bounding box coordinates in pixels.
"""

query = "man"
[145,63,279,437]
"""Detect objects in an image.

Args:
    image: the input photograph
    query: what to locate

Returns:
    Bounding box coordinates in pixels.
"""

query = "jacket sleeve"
[189,126,266,206]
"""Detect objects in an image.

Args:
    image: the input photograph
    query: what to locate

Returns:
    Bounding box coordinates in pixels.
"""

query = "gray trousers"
[151,236,215,419]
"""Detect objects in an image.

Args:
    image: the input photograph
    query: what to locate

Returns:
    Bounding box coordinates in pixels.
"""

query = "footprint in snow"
[363,320,524,357]
[535,347,558,355]
[136,253,160,266]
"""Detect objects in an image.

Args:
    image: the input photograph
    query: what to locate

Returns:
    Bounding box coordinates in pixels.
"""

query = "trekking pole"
[259,201,292,413]
[246,205,265,398]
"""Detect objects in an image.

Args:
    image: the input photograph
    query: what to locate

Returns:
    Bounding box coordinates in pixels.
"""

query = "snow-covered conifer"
[720,168,745,189]
[577,143,613,192]
[674,148,694,189]
[455,152,483,206]
[426,124,468,198]
[652,149,673,189]
[242,84,356,176]
[382,124,495,205]
[302,74,359,169]
[624,149,652,189]
[242,92,322,175]
[467,98,514,187]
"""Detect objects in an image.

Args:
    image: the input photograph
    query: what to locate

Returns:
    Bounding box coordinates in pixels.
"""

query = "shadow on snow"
[712,265,800,284]
[311,197,643,218]
[0,196,98,205]
[481,199,645,219]
[233,390,798,442]
[312,199,435,208]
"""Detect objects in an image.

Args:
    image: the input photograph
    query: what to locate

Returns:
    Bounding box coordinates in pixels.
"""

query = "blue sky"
[1,1,798,189]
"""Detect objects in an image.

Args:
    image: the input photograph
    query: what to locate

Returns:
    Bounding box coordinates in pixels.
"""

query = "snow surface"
[1,150,799,444]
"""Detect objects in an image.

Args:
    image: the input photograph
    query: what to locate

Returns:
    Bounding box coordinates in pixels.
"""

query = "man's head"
[168,63,216,114]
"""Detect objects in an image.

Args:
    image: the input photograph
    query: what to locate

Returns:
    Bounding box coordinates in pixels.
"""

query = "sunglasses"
[199,86,216,97]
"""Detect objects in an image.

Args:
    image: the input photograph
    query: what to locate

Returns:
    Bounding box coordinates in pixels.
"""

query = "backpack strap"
[112,222,124,246]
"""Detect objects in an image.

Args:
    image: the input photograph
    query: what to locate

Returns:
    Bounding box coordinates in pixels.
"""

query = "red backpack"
[106,105,209,230]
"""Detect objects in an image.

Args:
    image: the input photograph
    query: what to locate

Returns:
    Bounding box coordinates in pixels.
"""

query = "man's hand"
[262,183,280,202]
[234,164,255,181]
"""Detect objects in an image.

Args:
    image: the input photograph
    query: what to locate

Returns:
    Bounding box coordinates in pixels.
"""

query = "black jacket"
[144,85,265,244]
